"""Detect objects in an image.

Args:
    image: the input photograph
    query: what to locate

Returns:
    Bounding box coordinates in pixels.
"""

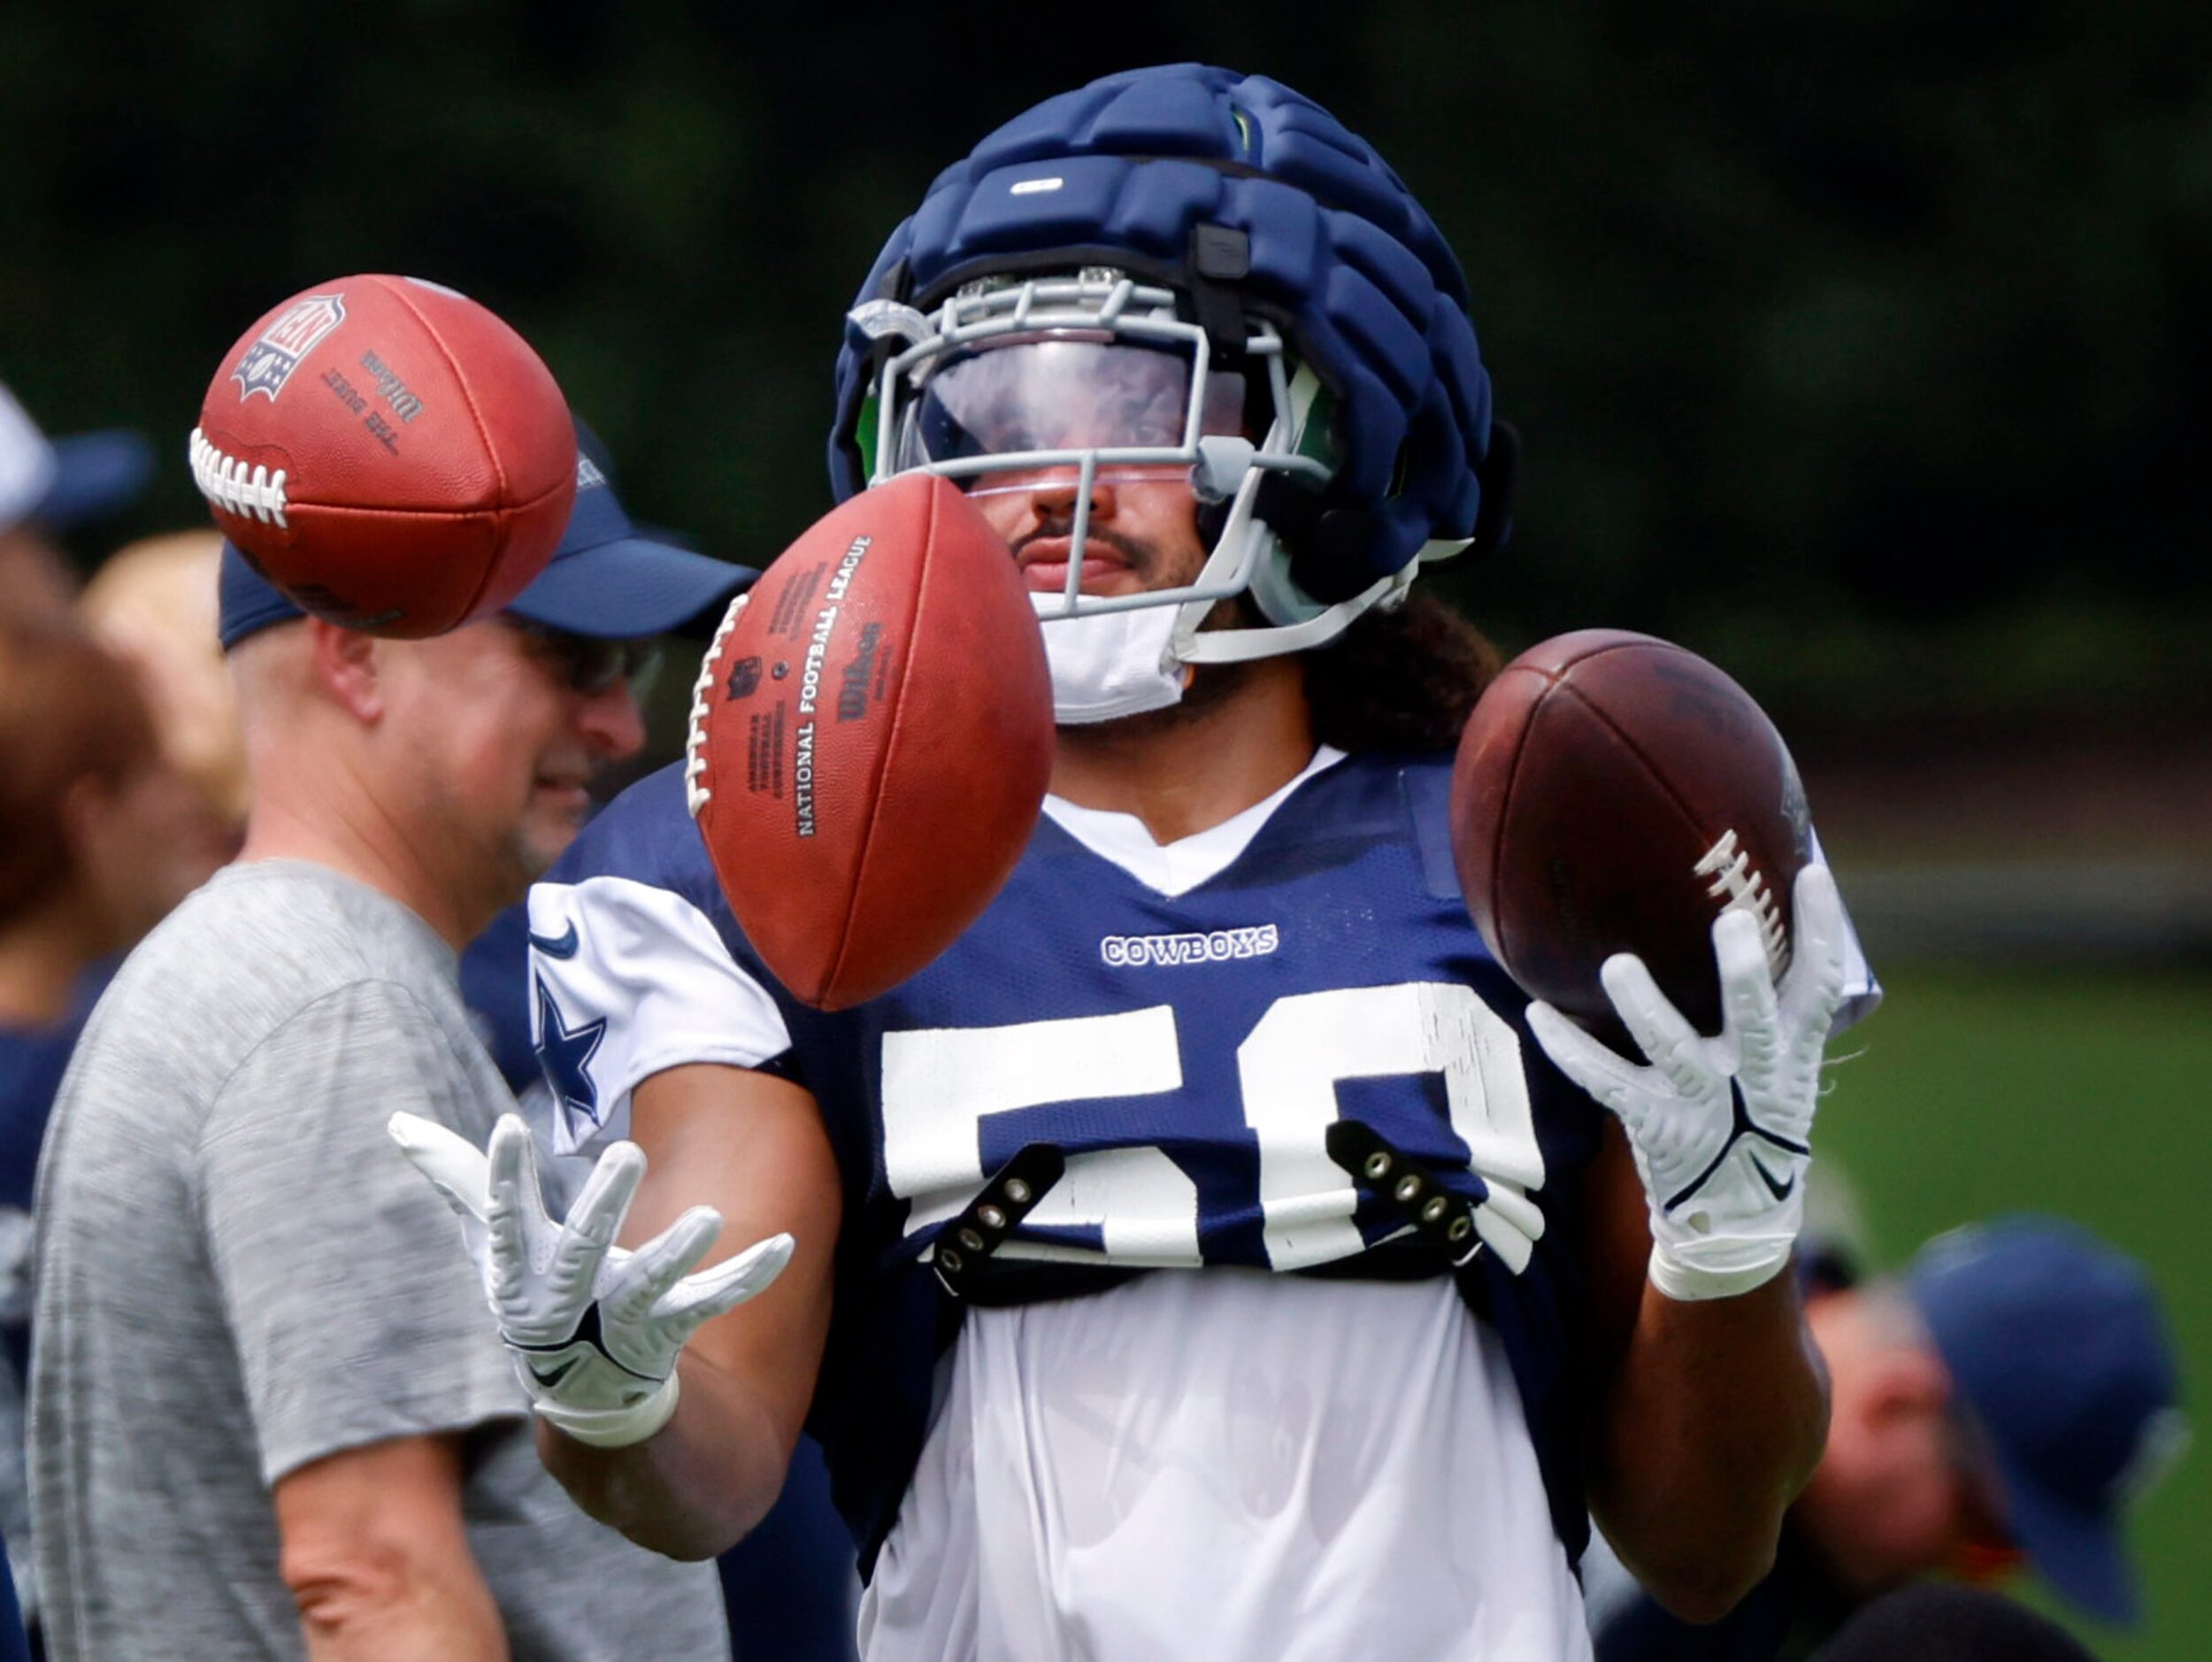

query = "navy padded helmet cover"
[829,65,1494,604]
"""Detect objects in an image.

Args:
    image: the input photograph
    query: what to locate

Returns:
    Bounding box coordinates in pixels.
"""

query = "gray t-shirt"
[29,862,729,1661]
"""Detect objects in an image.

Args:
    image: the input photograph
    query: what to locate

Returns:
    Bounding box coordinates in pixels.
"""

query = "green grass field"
[1814,965,2212,1658]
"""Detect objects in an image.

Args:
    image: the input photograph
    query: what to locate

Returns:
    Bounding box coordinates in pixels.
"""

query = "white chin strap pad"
[1033,596,1189,724]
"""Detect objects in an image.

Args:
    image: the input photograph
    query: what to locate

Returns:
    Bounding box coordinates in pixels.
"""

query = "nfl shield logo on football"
[231,294,347,402]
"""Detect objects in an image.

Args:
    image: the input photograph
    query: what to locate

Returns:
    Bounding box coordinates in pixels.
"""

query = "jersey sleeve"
[524,873,793,1157]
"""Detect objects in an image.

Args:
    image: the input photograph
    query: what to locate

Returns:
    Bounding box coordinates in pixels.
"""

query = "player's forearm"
[1587,1267,1829,1623]
[535,1348,795,1560]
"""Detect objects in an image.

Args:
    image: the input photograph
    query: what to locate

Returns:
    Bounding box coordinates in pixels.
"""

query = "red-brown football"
[189,274,574,636]
[1449,629,1814,1039]
[684,473,1054,1010]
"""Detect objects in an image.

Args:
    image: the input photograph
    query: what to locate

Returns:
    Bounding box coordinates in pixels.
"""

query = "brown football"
[189,274,575,636]
[683,473,1055,1010]
[1448,629,1813,1038]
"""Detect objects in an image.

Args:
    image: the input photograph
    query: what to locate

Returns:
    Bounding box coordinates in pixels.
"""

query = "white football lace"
[188,427,289,527]
[1694,828,1791,979]
[684,592,749,819]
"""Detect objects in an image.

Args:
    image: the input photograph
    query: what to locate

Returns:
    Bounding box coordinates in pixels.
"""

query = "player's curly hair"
[1302,589,1502,755]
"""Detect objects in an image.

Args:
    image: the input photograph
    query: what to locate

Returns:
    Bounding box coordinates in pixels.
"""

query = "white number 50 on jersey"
[880,981,1548,1276]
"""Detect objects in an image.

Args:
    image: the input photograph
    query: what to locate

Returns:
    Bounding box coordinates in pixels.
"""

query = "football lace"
[683,591,749,819]
[1694,829,1791,980]
[188,428,290,527]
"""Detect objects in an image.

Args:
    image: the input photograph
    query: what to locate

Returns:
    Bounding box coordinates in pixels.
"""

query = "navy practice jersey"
[530,751,1617,1573]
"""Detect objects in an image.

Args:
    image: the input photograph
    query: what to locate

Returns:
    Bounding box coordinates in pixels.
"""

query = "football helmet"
[828,65,1514,671]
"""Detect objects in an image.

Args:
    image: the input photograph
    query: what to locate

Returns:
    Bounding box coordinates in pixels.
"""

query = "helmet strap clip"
[1191,435,1256,505]
[1185,224,1251,353]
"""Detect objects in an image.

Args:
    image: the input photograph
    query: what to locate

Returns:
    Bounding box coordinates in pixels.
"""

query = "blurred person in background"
[27,436,742,1658]
[1815,1581,2095,1661]
[0,379,151,625]
[1590,1214,2186,1660]
[0,619,235,1634]
[79,529,253,835]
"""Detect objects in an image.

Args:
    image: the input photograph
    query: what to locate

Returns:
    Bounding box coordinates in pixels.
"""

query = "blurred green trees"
[4,0,2205,727]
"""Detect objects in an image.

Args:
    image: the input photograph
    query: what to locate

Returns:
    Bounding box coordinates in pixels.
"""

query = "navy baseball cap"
[219,420,757,648]
[0,379,152,534]
[1908,1217,2185,1626]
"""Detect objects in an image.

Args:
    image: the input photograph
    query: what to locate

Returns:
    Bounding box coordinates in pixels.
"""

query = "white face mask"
[1031,595,1188,724]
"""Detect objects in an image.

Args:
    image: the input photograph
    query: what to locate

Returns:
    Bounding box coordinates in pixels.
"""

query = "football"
[188,274,575,637]
[1449,629,1814,1039]
[684,473,1055,1010]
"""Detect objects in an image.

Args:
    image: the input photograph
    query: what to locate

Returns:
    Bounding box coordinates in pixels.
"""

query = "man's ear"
[308,619,383,722]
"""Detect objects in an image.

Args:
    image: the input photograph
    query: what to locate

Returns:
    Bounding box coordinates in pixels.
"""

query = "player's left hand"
[1525,864,1849,1303]
[388,1112,793,1447]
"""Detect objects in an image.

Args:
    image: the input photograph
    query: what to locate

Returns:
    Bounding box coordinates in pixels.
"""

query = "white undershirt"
[1038,744,1347,897]
[861,1270,1591,1661]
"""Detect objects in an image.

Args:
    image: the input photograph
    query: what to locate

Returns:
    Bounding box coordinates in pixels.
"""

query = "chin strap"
[1173,565,1413,664]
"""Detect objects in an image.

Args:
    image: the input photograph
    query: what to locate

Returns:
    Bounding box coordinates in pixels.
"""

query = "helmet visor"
[892,336,1248,487]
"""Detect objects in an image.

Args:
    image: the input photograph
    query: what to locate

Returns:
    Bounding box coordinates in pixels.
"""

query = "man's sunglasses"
[504,616,663,697]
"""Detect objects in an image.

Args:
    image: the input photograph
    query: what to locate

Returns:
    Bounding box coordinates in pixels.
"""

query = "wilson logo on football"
[231,294,346,402]
[1100,926,1280,968]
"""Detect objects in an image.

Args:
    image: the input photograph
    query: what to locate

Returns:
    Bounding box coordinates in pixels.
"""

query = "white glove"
[388,1112,793,1447]
[1525,864,1850,1303]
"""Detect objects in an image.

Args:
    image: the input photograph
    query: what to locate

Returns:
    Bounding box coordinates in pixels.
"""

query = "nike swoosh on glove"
[388,1112,793,1446]
[1526,864,1850,1302]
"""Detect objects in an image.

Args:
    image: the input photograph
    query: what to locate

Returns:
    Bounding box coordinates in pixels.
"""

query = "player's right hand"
[388,1112,793,1448]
